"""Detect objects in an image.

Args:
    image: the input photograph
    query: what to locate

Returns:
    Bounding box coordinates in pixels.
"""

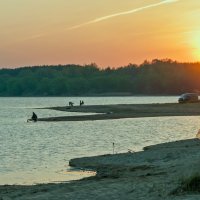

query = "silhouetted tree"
[1,60,200,96]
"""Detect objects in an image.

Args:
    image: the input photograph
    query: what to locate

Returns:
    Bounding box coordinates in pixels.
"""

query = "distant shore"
[1,138,200,199]
[38,102,200,122]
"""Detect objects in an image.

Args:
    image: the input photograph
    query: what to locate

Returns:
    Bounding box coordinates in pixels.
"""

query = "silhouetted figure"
[69,101,74,107]
[27,112,38,122]
[32,112,38,122]
[80,100,84,106]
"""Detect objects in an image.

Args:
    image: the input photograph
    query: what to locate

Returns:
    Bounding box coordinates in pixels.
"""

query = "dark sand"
[38,102,200,122]
[1,138,200,199]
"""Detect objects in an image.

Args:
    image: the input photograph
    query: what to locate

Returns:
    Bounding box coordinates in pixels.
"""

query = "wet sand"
[1,138,200,199]
[39,102,200,121]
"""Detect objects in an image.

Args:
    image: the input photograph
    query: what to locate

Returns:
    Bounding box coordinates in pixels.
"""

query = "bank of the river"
[1,138,200,199]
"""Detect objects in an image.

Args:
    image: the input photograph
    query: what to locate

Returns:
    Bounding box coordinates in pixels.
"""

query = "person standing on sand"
[69,101,74,107]
[80,100,84,106]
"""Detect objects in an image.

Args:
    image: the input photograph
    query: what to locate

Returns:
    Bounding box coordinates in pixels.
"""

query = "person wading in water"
[32,112,38,122]
[27,112,38,122]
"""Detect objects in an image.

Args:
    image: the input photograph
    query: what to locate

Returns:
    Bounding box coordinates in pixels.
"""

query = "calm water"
[1,96,200,185]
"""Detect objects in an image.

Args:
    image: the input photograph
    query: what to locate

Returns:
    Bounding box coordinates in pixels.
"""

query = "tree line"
[1,59,200,96]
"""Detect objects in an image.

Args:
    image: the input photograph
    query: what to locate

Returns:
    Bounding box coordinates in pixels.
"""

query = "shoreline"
[0,95,178,97]
[38,102,200,122]
[1,138,200,199]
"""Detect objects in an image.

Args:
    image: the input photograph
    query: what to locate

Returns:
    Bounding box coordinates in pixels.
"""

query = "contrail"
[67,0,179,30]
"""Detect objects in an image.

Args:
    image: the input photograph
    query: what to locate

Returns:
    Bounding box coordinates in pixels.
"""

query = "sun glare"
[190,32,200,61]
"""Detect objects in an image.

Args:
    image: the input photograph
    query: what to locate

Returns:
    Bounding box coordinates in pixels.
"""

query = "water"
[1,96,200,185]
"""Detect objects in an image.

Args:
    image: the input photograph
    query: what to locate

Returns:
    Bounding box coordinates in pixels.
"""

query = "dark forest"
[1,59,200,96]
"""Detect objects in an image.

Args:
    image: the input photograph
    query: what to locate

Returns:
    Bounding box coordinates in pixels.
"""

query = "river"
[1,96,199,185]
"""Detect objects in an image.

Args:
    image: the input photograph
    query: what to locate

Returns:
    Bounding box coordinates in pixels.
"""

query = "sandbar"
[38,102,200,122]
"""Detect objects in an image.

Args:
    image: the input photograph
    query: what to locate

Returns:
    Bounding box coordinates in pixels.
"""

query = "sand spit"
[1,139,200,199]
[38,102,200,122]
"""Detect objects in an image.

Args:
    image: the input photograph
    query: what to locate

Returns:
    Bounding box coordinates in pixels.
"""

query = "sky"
[0,0,200,68]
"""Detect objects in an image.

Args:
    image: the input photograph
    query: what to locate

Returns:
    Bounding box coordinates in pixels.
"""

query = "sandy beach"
[38,102,200,122]
[1,138,200,199]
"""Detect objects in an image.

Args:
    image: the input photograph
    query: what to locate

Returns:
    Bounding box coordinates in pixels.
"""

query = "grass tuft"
[181,174,200,192]
[172,173,200,195]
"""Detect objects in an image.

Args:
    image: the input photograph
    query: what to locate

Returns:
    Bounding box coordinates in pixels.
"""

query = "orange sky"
[0,0,200,68]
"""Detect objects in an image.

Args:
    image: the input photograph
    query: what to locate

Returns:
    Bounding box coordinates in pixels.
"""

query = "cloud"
[22,0,179,41]
[67,0,179,30]
[23,34,45,41]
